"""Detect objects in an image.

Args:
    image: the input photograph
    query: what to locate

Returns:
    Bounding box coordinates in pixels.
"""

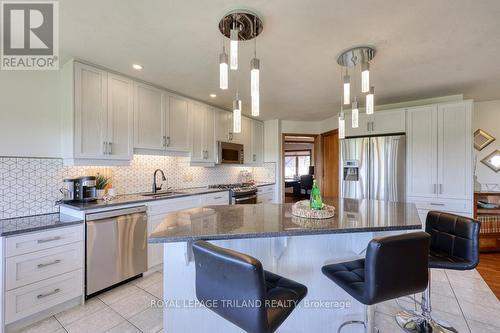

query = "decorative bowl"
[291,200,335,219]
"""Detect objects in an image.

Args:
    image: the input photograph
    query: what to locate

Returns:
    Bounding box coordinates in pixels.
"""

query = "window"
[284,150,311,178]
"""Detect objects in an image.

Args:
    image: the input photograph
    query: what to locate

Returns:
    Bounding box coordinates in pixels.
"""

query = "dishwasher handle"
[86,206,147,221]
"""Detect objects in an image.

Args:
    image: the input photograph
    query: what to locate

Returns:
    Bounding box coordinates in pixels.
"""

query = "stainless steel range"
[208,183,258,204]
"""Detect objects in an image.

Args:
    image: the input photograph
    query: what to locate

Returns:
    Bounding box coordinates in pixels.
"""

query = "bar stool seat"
[321,259,366,303]
[193,241,307,333]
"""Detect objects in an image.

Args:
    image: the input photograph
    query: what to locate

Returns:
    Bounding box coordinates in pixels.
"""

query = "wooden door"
[107,73,133,160]
[321,130,339,198]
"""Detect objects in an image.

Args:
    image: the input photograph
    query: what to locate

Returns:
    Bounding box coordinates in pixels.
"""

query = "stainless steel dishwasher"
[85,206,148,296]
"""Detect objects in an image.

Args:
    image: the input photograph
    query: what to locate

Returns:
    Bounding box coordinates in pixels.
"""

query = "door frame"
[319,129,339,197]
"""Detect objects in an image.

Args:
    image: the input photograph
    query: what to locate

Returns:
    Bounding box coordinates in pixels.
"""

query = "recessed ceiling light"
[132,64,143,70]
[210,93,217,98]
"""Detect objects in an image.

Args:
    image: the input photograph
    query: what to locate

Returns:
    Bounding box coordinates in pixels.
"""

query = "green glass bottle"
[309,179,323,210]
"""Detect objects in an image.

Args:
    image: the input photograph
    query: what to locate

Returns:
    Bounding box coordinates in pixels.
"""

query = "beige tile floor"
[17,269,500,333]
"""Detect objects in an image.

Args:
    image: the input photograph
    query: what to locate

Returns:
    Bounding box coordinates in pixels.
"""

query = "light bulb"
[230,28,238,70]
[251,93,259,117]
[366,86,374,115]
[233,99,241,133]
[338,113,345,139]
[352,100,359,128]
[361,62,370,93]
[250,58,260,97]
[343,74,350,105]
[219,52,228,90]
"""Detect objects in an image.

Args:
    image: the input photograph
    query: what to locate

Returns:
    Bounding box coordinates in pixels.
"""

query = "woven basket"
[291,200,335,219]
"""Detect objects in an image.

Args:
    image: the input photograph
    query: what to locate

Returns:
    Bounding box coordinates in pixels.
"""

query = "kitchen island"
[149,198,422,332]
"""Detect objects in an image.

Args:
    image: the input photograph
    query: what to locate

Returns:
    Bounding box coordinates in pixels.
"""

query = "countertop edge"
[1,219,84,237]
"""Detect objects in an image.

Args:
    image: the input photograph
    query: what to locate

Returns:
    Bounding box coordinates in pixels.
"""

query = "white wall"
[0,70,61,157]
[281,120,321,134]
[474,100,500,189]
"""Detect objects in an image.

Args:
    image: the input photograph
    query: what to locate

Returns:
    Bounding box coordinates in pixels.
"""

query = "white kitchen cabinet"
[406,104,438,198]
[215,109,232,142]
[242,117,253,164]
[62,62,133,165]
[251,121,264,164]
[167,95,190,151]
[189,103,215,163]
[257,185,276,203]
[345,109,405,137]
[406,100,473,214]
[133,82,166,150]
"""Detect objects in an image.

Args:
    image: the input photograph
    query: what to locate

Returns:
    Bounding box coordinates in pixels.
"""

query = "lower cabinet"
[146,192,229,269]
[257,185,276,203]
[2,225,84,327]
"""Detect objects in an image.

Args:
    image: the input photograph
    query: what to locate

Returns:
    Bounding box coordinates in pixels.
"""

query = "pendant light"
[338,112,346,139]
[219,42,228,90]
[250,39,260,117]
[233,92,242,133]
[343,71,350,105]
[366,86,374,115]
[230,20,238,70]
[351,98,359,128]
[361,62,370,93]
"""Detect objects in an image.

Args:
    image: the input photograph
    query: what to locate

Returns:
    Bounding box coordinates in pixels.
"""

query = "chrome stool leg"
[338,305,379,333]
[396,270,458,333]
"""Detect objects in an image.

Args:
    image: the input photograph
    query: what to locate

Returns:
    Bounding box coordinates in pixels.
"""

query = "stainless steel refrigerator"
[340,135,406,202]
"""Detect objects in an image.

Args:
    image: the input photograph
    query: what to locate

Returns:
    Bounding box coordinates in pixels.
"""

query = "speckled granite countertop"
[0,213,83,237]
[60,183,276,211]
[149,198,421,243]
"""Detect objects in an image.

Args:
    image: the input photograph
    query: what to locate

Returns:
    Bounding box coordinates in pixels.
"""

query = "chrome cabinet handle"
[37,288,61,299]
[439,184,443,194]
[162,136,166,147]
[371,121,375,131]
[253,154,256,162]
[37,236,61,244]
[228,133,233,141]
[37,259,61,268]
[367,122,370,132]
[108,142,112,154]
[103,141,107,154]
[430,203,445,206]
[213,196,222,200]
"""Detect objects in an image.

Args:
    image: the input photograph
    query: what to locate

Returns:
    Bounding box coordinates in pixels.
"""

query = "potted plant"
[95,173,110,199]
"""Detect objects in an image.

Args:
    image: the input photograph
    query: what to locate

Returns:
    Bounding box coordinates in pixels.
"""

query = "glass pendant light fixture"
[233,93,242,133]
[366,86,374,115]
[343,71,350,105]
[219,43,228,90]
[230,21,238,70]
[338,112,346,139]
[351,98,359,128]
[250,39,260,117]
[361,62,370,93]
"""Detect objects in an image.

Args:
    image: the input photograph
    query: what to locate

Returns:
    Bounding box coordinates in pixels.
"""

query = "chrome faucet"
[152,169,167,193]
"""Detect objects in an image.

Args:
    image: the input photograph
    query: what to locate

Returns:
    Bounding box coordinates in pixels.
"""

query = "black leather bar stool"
[192,240,307,333]
[322,232,431,333]
[396,211,480,333]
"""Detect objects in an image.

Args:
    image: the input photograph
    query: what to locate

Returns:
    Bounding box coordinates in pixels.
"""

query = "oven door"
[232,194,258,204]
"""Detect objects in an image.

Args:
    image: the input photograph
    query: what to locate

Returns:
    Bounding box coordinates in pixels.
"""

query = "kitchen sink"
[140,191,186,198]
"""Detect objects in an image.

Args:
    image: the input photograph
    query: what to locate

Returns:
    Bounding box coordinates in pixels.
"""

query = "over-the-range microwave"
[216,141,244,164]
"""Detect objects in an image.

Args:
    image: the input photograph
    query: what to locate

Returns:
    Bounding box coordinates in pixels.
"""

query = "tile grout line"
[445,270,472,333]
[52,315,69,333]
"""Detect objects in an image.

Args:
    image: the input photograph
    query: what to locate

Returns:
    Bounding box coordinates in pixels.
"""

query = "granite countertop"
[0,213,84,237]
[61,183,276,211]
[149,198,422,243]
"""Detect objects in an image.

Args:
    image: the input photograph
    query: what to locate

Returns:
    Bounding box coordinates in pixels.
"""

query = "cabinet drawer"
[258,193,274,203]
[257,185,275,194]
[5,225,84,257]
[409,198,472,213]
[5,269,83,324]
[201,192,229,205]
[6,242,83,290]
[148,196,201,216]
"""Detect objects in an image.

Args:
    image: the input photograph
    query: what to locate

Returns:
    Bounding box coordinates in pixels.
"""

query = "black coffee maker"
[73,176,97,202]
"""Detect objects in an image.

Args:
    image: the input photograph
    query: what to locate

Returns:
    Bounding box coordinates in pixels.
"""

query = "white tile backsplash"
[0,155,275,219]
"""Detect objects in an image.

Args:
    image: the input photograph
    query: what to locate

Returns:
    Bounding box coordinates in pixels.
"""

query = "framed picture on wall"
[474,129,496,151]
[481,149,500,173]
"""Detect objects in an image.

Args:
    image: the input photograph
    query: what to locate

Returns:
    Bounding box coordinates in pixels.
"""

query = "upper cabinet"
[251,121,264,164]
[345,109,406,137]
[133,83,166,150]
[62,61,133,165]
[189,103,215,164]
[167,95,190,151]
[406,101,473,208]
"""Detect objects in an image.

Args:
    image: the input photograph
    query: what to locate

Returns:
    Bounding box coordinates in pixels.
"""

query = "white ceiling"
[60,0,500,120]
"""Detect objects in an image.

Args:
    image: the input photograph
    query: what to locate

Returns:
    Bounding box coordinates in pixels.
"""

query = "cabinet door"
[345,113,372,137]
[252,121,264,164]
[227,112,242,143]
[167,95,190,151]
[371,109,406,135]
[242,117,253,164]
[189,102,205,161]
[406,105,438,198]
[74,63,107,159]
[437,101,472,200]
[215,109,232,142]
[204,107,216,162]
[107,73,133,160]
[134,83,166,150]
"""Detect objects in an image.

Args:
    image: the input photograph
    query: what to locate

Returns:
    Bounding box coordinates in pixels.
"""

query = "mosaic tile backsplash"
[0,156,276,219]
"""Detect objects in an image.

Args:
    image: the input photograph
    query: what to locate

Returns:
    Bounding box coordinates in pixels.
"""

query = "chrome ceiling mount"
[218,10,263,40]
[337,46,376,67]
